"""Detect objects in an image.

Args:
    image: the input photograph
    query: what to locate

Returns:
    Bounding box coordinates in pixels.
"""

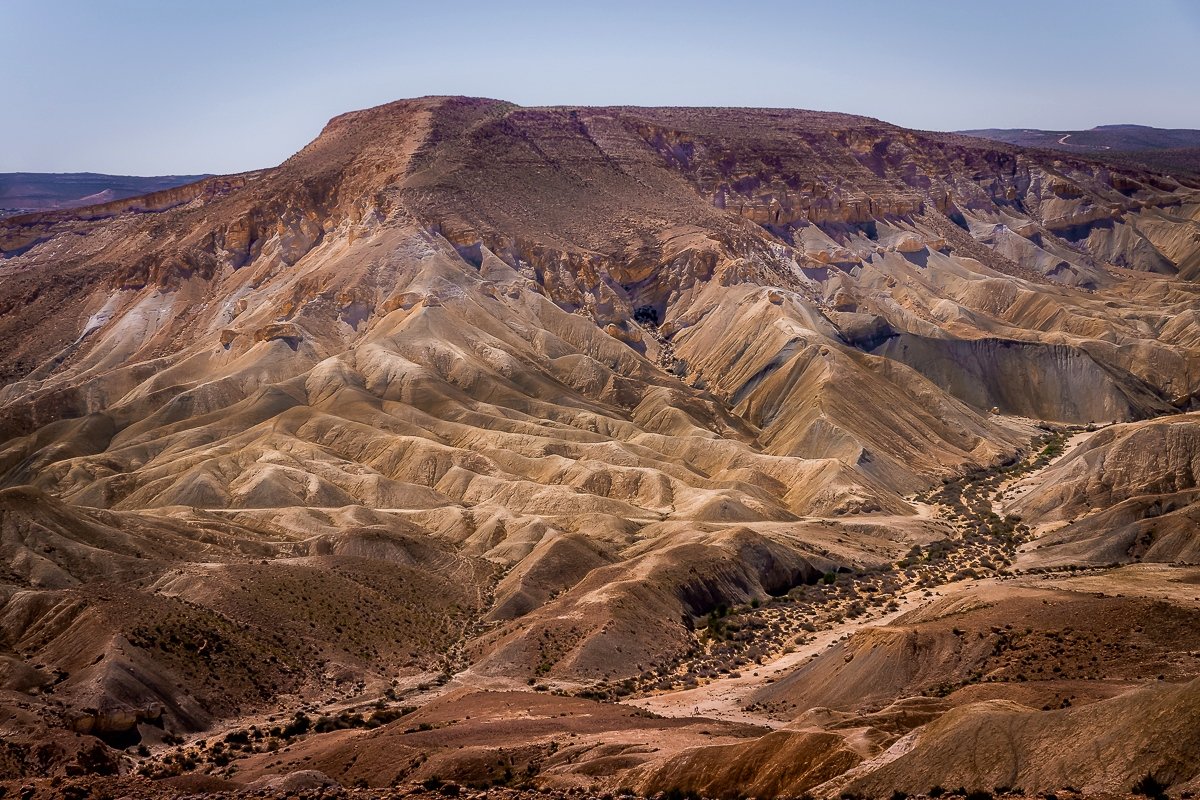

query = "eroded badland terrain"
[2,97,1200,799]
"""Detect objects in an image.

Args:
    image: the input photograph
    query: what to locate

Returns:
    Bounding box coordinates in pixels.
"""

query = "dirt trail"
[628,427,1103,725]
[627,580,955,726]
[1056,133,1111,150]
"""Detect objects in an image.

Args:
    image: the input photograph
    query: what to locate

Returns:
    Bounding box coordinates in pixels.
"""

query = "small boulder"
[245,769,341,793]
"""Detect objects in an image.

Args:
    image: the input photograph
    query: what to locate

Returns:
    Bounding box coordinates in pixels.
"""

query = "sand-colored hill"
[838,676,1200,797]
[1010,413,1200,567]
[750,582,1200,716]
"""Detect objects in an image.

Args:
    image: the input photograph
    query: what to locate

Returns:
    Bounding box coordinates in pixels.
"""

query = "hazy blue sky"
[3,1,1198,175]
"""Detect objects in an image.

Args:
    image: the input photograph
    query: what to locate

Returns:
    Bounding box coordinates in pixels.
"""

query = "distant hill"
[0,172,209,217]
[959,124,1200,178]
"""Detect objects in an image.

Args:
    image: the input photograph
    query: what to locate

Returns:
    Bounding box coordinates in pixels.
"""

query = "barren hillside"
[2,97,1200,798]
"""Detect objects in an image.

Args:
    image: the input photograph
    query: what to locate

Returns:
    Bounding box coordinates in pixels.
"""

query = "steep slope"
[1011,413,1200,567]
[750,584,1200,716]
[839,676,1200,797]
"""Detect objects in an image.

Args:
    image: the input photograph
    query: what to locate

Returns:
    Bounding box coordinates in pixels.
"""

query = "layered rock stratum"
[2,97,1200,798]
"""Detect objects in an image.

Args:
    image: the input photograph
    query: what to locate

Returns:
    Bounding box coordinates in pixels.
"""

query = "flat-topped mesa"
[1,96,1198,414]
[3,98,1193,291]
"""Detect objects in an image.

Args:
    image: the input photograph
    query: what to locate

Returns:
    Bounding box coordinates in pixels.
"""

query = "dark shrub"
[1133,774,1169,800]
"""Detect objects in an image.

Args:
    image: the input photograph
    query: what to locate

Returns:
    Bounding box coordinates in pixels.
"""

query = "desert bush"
[1133,774,1169,800]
